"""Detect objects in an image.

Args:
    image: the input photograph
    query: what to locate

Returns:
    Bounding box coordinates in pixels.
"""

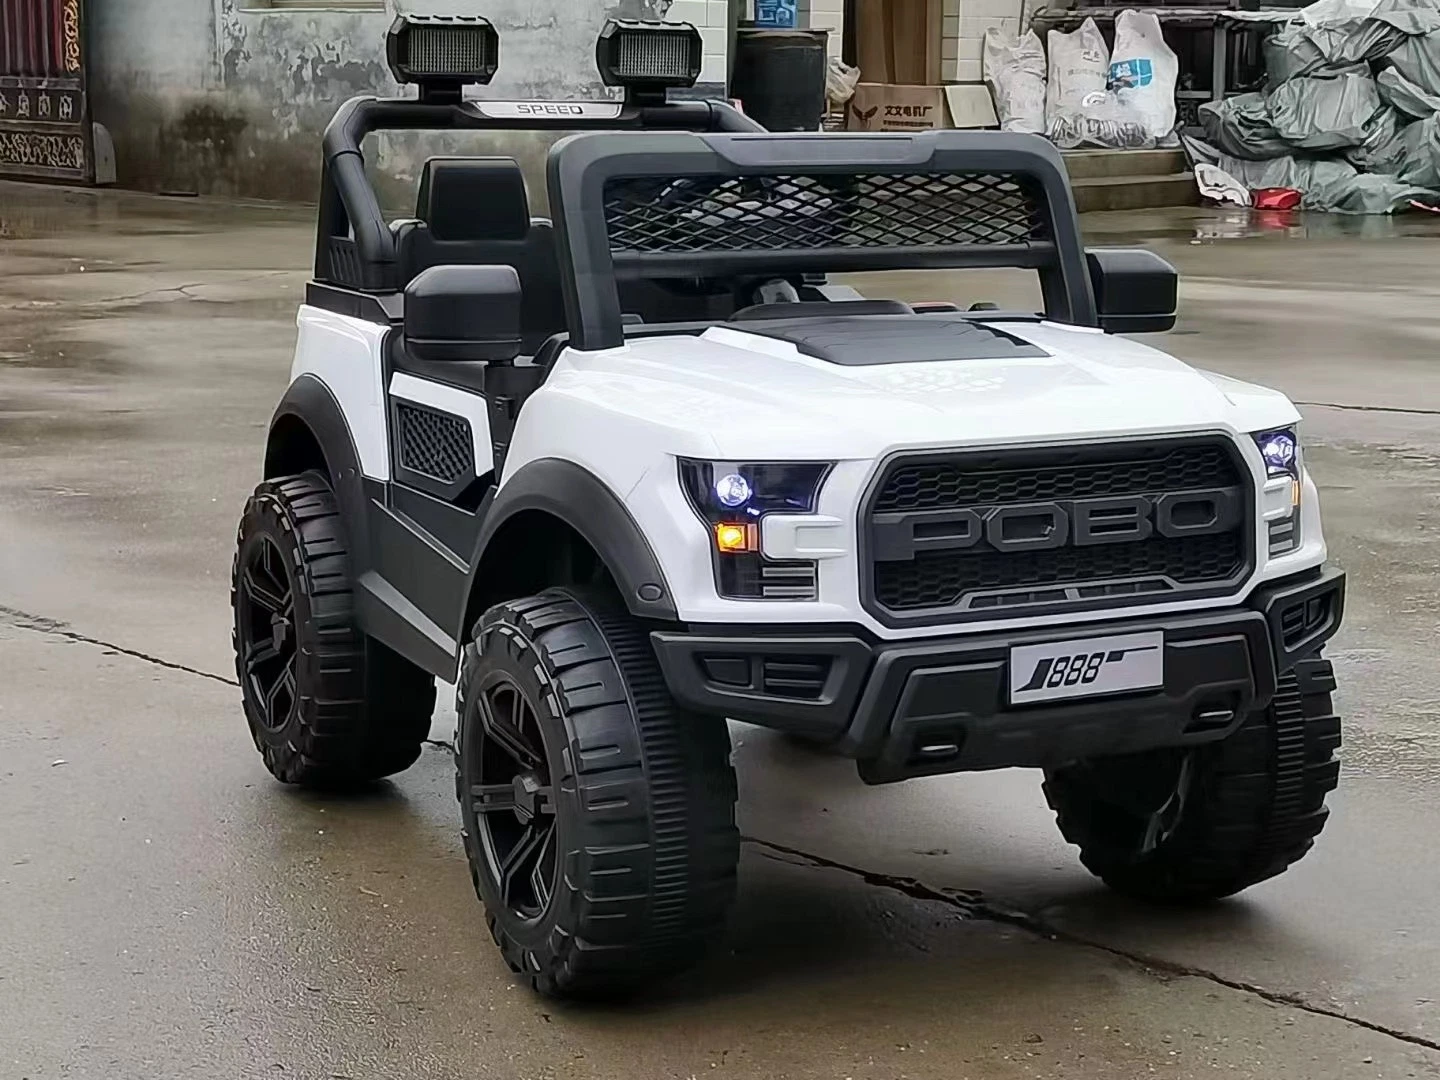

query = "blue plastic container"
[753,0,798,29]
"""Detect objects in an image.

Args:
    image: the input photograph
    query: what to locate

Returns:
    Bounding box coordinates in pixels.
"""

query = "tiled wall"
[665,0,733,84]
[797,0,846,57]
[942,0,1023,83]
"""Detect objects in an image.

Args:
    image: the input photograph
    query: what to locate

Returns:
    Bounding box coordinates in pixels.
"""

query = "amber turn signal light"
[714,522,757,553]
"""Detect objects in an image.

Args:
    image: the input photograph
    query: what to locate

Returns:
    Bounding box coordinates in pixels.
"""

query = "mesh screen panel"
[603,172,1048,254]
[396,403,473,483]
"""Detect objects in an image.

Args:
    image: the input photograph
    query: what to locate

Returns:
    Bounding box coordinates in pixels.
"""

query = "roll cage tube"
[315,96,764,293]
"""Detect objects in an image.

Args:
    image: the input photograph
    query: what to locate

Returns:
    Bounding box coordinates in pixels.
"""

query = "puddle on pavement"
[0,181,307,242]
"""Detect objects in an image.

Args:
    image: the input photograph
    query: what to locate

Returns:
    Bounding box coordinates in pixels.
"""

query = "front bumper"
[650,567,1345,783]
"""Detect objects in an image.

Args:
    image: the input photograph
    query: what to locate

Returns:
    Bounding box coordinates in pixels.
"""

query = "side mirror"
[1085,248,1177,335]
[403,264,522,362]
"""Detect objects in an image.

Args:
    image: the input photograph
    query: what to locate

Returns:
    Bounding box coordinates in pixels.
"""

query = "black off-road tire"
[232,470,436,787]
[456,589,739,999]
[1043,656,1341,902]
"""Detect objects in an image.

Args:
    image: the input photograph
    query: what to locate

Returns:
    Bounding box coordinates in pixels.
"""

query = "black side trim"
[305,281,403,323]
[359,475,466,681]
[461,458,677,637]
[391,482,486,561]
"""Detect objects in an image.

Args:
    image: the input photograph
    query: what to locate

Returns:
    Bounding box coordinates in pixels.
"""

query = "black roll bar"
[546,130,1099,352]
[315,96,764,292]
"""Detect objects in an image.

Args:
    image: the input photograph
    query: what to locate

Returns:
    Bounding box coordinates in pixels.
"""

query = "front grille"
[395,402,473,484]
[864,439,1253,622]
[602,172,1047,255]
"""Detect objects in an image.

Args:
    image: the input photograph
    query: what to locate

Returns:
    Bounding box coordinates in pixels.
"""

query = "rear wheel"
[1043,656,1341,902]
[232,470,436,787]
[457,589,738,998]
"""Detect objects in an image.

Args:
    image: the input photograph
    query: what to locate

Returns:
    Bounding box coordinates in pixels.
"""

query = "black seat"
[394,157,566,355]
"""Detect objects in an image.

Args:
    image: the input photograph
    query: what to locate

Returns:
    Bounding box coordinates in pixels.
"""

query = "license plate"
[1008,631,1164,706]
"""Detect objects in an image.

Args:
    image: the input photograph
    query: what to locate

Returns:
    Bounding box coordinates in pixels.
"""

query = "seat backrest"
[395,157,566,354]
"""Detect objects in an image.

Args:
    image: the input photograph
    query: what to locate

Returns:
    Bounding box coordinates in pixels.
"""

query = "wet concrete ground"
[3,183,1440,1079]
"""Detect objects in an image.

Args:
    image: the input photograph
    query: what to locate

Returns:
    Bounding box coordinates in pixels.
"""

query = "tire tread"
[1044,657,1341,902]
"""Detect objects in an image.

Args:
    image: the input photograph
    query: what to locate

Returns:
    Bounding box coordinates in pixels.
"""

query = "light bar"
[595,19,702,94]
[386,14,499,99]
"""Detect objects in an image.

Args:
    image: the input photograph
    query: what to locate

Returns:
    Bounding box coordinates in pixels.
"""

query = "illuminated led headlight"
[1252,428,1302,556]
[678,459,832,600]
[1258,430,1297,476]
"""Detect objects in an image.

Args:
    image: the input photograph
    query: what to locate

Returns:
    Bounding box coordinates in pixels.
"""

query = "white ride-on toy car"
[233,14,1345,998]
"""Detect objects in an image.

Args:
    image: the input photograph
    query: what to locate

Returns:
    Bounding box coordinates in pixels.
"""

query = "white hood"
[544,320,1301,461]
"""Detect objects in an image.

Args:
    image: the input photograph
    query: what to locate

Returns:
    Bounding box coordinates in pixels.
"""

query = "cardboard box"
[846,82,998,132]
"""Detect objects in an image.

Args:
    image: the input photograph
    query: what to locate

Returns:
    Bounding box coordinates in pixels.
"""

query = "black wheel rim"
[237,535,298,732]
[467,677,558,923]
[1068,748,1197,860]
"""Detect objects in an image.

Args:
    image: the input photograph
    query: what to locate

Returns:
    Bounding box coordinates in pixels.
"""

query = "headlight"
[678,459,832,600]
[1252,428,1301,556]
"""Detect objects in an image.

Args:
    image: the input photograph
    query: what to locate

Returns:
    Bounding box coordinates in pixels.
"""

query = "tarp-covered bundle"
[1192,0,1440,212]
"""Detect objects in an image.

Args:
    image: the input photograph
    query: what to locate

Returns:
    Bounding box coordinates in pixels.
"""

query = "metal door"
[0,0,92,182]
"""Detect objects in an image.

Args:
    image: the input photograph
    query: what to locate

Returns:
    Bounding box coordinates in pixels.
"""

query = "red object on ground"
[1252,187,1303,210]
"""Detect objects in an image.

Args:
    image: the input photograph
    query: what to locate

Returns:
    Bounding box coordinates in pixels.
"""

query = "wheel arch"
[460,458,678,641]
[264,375,372,569]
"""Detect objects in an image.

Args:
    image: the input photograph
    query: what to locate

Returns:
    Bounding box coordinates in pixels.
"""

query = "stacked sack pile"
[984,12,1180,149]
[1191,0,1440,212]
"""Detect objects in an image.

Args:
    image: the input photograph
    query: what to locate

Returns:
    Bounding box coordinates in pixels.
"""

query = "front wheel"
[232,471,436,787]
[456,589,739,998]
[1043,656,1341,902]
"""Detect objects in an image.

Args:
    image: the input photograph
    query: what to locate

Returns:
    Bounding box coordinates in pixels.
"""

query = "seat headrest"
[416,157,530,243]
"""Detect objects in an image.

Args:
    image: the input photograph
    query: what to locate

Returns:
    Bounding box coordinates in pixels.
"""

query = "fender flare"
[266,374,373,572]
[463,458,678,633]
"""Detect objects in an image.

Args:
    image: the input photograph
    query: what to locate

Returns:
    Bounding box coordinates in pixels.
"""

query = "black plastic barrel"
[730,29,828,132]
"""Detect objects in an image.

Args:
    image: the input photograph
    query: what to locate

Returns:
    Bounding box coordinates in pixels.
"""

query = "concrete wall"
[88,0,729,206]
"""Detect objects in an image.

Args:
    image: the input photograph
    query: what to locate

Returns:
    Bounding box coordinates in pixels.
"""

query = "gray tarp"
[1388,31,1440,96]
[1216,152,1432,211]
[1375,66,1440,117]
[1187,0,1440,212]
[1263,0,1440,82]
[1269,70,1384,149]
[1183,133,1436,212]
[1343,103,1409,170]
[1198,93,1295,159]
[1394,112,1440,185]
